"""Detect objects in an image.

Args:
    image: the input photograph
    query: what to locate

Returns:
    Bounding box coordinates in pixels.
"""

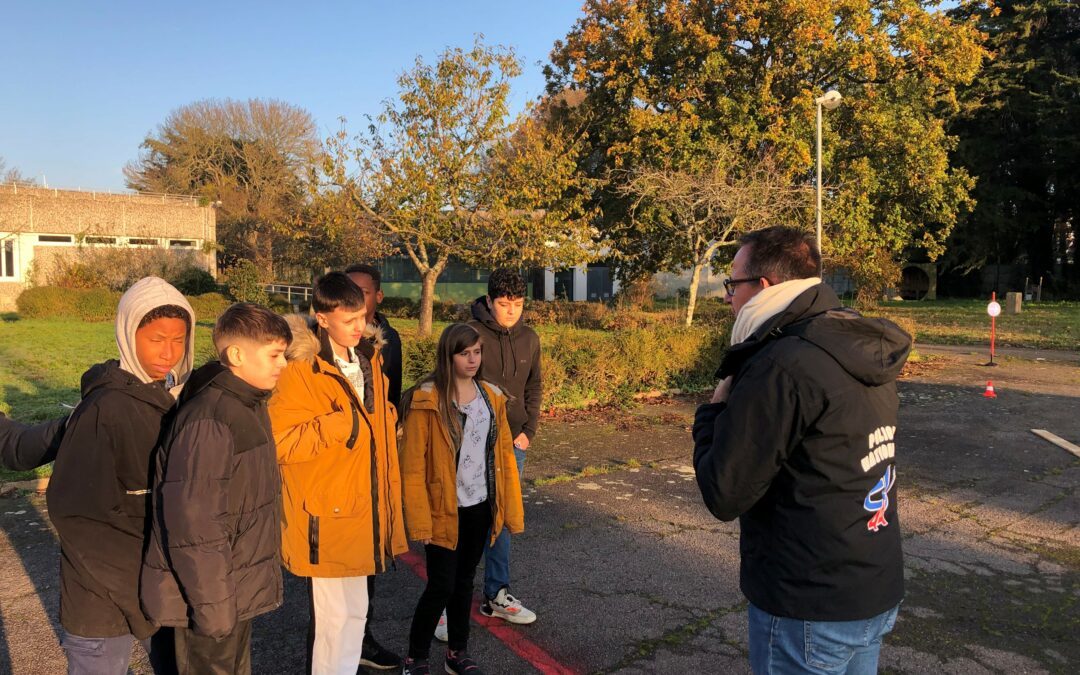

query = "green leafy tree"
[947,0,1080,295]
[547,0,989,304]
[321,38,596,336]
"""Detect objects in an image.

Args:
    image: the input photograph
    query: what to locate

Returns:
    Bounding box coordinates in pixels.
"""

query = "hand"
[420,538,431,546]
[513,433,530,450]
[710,376,733,404]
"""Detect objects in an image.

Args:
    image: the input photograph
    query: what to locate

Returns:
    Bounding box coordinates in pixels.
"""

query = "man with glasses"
[693,226,911,674]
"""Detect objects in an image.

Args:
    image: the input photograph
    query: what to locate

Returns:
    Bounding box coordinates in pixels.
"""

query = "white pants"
[310,575,369,675]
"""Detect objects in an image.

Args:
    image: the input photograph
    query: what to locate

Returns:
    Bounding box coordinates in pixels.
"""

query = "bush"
[380,296,419,319]
[16,287,238,324]
[187,293,233,322]
[222,260,268,304]
[172,267,218,296]
[43,246,210,293]
[402,333,439,386]
[17,286,120,321]
[397,316,732,408]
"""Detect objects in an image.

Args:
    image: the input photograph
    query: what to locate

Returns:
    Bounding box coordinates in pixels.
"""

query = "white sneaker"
[434,609,448,642]
[480,588,537,624]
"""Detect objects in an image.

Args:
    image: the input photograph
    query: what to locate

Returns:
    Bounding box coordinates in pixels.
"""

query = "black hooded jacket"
[373,311,403,409]
[141,362,282,638]
[469,297,542,441]
[45,360,177,639]
[693,284,910,621]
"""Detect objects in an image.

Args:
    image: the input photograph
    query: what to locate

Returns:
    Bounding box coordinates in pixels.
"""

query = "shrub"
[381,296,419,318]
[17,286,120,321]
[43,246,210,293]
[222,260,268,304]
[401,333,439,386]
[171,267,218,296]
[187,293,233,322]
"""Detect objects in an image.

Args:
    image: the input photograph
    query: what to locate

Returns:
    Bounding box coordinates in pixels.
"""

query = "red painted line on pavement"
[399,549,581,675]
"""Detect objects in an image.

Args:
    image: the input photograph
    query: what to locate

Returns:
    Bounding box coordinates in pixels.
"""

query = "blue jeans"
[748,603,899,675]
[483,446,526,599]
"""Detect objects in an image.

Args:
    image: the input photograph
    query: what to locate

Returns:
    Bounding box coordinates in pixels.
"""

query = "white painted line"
[1030,429,1080,459]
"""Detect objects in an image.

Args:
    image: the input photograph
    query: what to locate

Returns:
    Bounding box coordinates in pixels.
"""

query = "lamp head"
[816,90,843,110]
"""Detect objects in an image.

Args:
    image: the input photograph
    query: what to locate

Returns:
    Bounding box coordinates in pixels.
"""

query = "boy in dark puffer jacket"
[141,303,292,674]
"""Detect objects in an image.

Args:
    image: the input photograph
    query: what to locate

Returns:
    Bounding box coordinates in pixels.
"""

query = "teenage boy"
[271,272,407,675]
[141,303,292,674]
[344,263,403,670]
[46,276,195,674]
[346,263,402,409]
[466,268,541,625]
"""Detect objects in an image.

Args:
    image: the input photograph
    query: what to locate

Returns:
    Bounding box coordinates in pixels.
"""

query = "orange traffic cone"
[983,381,997,399]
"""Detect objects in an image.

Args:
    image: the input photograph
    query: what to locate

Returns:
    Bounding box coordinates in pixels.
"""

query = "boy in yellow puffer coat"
[269,272,406,675]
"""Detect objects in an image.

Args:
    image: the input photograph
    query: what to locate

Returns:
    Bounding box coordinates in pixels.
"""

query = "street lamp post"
[815,90,842,274]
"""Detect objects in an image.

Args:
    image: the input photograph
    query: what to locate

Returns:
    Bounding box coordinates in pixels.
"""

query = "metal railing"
[265,283,312,304]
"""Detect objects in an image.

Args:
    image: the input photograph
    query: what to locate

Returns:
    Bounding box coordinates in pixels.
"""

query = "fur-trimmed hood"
[283,314,386,363]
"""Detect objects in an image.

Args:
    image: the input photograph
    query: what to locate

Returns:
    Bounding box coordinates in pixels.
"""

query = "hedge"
[16,286,734,410]
[396,318,732,408]
[17,287,235,324]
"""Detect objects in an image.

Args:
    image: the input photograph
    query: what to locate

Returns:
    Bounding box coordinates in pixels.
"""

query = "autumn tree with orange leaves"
[546,0,989,304]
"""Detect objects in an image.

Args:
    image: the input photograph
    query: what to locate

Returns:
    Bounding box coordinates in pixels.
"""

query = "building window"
[169,240,195,248]
[128,238,158,246]
[38,234,73,243]
[85,236,117,245]
[2,240,14,278]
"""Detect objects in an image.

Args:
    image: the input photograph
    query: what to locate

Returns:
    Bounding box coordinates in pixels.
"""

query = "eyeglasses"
[723,277,763,296]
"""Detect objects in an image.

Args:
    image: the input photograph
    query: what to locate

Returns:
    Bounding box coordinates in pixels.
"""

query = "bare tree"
[125,99,322,274]
[0,156,35,185]
[618,146,811,325]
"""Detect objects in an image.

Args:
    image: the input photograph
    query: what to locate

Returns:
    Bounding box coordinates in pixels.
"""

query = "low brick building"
[0,184,216,310]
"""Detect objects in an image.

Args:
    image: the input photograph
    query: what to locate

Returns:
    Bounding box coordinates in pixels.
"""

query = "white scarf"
[730,277,822,346]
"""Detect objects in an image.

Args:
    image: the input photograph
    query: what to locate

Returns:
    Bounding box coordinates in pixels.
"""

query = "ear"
[314,312,330,329]
[225,344,244,367]
[375,289,384,304]
[760,277,773,289]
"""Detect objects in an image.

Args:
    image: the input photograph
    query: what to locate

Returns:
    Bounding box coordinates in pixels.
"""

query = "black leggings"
[408,501,493,658]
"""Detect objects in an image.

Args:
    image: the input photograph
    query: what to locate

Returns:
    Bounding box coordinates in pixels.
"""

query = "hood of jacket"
[722,284,911,386]
[283,314,386,364]
[79,359,177,412]
[470,296,523,337]
[115,276,196,392]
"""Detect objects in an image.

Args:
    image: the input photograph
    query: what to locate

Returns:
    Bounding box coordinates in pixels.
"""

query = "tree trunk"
[685,262,703,326]
[417,270,439,338]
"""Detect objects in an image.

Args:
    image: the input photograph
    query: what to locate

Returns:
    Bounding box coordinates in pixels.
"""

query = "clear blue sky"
[1,1,586,191]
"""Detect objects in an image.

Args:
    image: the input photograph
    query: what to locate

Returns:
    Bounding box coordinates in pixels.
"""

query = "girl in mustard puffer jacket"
[399,323,524,675]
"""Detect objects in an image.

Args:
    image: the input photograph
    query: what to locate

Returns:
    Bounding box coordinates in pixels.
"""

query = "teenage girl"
[399,323,524,675]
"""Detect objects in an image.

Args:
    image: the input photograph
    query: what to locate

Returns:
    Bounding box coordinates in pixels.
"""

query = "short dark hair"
[312,271,366,313]
[487,269,527,300]
[344,263,381,291]
[138,304,191,329]
[738,227,820,283]
[213,302,292,358]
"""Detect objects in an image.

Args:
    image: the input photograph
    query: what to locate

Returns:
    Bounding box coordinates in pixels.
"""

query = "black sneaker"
[401,657,430,675]
[359,635,402,670]
[444,649,483,675]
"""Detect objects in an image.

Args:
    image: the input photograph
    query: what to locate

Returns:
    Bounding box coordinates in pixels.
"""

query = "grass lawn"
[871,299,1080,351]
